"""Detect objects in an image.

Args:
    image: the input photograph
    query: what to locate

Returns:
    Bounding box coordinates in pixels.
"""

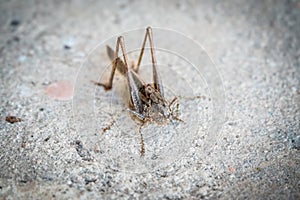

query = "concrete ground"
[0,0,299,199]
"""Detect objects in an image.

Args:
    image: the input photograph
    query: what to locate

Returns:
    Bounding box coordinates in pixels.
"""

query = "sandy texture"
[0,0,299,199]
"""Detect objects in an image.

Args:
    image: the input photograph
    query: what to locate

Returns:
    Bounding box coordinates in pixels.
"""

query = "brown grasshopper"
[93,27,182,156]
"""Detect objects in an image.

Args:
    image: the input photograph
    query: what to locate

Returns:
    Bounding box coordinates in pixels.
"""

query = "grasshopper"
[93,27,182,156]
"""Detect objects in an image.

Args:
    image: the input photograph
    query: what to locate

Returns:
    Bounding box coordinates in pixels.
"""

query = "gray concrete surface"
[0,0,299,199]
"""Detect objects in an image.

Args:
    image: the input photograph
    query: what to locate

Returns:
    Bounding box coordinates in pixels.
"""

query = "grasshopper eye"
[145,85,153,94]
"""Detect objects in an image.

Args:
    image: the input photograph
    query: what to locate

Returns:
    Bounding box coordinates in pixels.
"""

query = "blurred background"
[0,0,299,199]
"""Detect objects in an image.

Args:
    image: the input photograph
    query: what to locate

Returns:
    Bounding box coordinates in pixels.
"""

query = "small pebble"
[64,45,71,50]
[5,116,22,124]
[18,55,27,63]
[294,135,300,150]
[10,19,20,26]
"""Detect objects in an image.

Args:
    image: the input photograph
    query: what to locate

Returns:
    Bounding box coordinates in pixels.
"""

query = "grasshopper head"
[143,84,178,122]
